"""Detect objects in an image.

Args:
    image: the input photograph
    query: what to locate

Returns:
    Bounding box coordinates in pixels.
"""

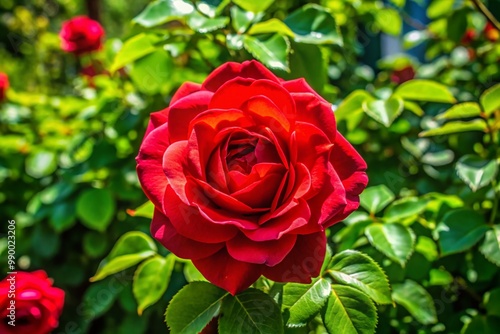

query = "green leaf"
[419,119,487,137]
[130,49,173,95]
[456,155,498,192]
[375,8,402,35]
[91,231,157,281]
[83,232,108,258]
[25,150,57,178]
[322,284,377,334]
[429,268,454,286]
[81,278,121,320]
[284,4,342,45]
[362,97,404,127]
[436,102,482,120]
[187,13,229,33]
[447,9,468,43]
[484,288,500,317]
[462,315,500,334]
[248,19,295,37]
[336,90,375,130]
[183,261,207,282]
[404,101,424,116]
[133,255,175,315]
[282,278,331,327]
[427,0,454,18]
[127,201,155,219]
[76,188,115,232]
[384,197,428,223]
[437,209,489,256]
[392,280,437,325]
[415,236,438,262]
[230,6,262,33]
[480,226,500,266]
[219,288,283,334]
[133,0,194,27]
[327,250,392,305]
[365,223,415,267]
[243,34,290,72]
[359,185,395,214]
[166,282,227,334]
[394,79,456,103]
[480,83,500,116]
[111,33,160,72]
[232,0,274,13]
[50,202,76,233]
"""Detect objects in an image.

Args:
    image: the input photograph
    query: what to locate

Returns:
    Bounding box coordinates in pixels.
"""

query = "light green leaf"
[392,280,437,325]
[328,250,392,305]
[187,13,229,33]
[394,79,456,103]
[384,197,428,223]
[480,83,500,116]
[427,0,454,18]
[480,226,500,266]
[429,268,454,286]
[166,282,227,334]
[232,0,274,13]
[415,236,438,262]
[359,185,395,214]
[282,278,331,327]
[419,119,487,137]
[437,209,489,256]
[133,255,175,315]
[130,49,173,95]
[284,4,342,45]
[133,0,194,27]
[219,288,283,334]
[90,231,157,281]
[76,188,115,232]
[230,6,262,33]
[248,18,295,37]
[336,90,375,130]
[243,34,290,72]
[365,223,415,267]
[322,284,377,334]
[183,261,207,282]
[127,201,155,219]
[111,33,160,72]
[456,155,498,192]
[25,150,57,178]
[404,101,424,116]
[362,97,404,127]
[375,8,402,35]
[436,102,481,120]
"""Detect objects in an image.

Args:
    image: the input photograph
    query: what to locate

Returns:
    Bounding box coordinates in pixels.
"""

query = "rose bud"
[60,16,104,55]
[0,72,9,102]
[391,65,415,84]
[136,60,368,294]
[484,22,499,42]
[0,271,65,334]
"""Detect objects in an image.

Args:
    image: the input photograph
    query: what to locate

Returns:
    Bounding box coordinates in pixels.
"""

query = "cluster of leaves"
[1,0,500,333]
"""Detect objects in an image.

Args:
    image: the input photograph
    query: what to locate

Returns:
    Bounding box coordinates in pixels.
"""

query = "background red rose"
[0,270,65,334]
[136,61,368,294]
[0,72,9,102]
[59,16,104,55]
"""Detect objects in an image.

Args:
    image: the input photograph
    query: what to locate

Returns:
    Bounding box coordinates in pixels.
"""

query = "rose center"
[226,137,258,174]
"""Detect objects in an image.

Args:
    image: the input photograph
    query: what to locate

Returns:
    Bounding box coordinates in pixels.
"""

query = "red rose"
[136,61,368,294]
[0,72,9,102]
[391,65,415,84]
[60,16,104,55]
[0,270,65,334]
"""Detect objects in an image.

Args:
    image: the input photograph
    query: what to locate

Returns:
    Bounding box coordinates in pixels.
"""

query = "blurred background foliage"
[1,0,500,333]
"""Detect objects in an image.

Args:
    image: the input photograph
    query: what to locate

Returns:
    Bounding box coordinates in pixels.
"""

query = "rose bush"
[0,271,64,334]
[0,72,8,102]
[136,60,368,294]
[59,16,104,55]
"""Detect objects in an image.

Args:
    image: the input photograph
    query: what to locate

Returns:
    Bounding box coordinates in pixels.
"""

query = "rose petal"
[263,232,326,283]
[171,82,202,104]
[192,248,263,295]
[292,93,337,142]
[283,78,326,101]
[151,209,223,259]
[241,95,291,135]
[144,109,169,138]
[202,60,279,92]
[226,233,297,266]
[162,140,190,204]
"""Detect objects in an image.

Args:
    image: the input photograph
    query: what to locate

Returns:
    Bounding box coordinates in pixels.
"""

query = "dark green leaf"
[384,197,428,223]
[83,232,108,258]
[462,315,500,334]
[220,288,283,334]
[365,223,415,267]
[133,255,175,315]
[230,6,262,33]
[76,188,115,232]
[484,288,500,317]
[284,4,342,45]
[282,278,331,327]
[359,185,395,214]
[447,9,468,43]
[50,201,76,233]
[243,34,290,72]
[322,284,377,334]
[480,226,500,266]
[392,280,437,325]
[328,250,392,304]
[362,97,404,127]
[437,209,489,256]
[456,155,498,192]
[166,282,227,334]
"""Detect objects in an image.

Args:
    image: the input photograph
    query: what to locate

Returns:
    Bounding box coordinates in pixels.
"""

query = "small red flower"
[136,60,368,294]
[0,271,65,334]
[0,72,9,102]
[60,16,104,55]
[461,28,476,45]
[391,65,415,84]
[484,22,499,42]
